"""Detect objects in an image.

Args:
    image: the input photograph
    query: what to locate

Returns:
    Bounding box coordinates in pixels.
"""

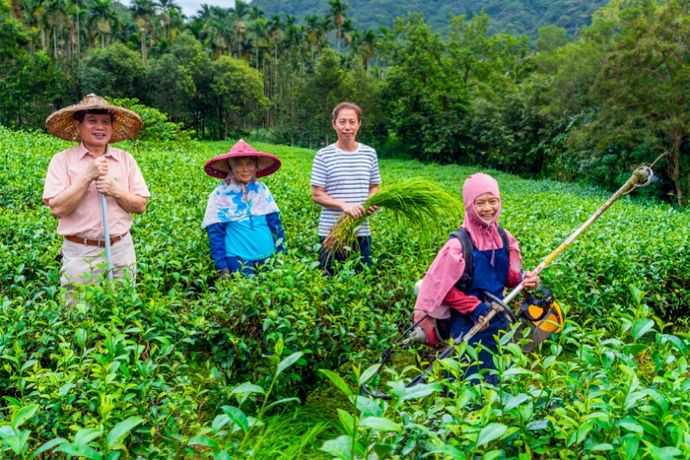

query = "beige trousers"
[60,232,137,288]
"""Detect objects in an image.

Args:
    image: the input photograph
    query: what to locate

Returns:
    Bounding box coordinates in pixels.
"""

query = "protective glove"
[470,302,491,329]
[218,268,230,279]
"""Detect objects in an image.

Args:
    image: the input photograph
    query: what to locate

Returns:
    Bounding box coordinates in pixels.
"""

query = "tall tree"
[155,0,182,43]
[130,0,155,60]
[44,0,69,59]
[247,15,268,70]
[88,0,116,47]
[350,29,376,70]
[380,14,468,162]
[201,6,231,56]
[589,0,690,205]
[209,55,267,138]
[79,42,144,97]
[327,0,348,53]
[145,54,195,121]
[1,0,64,127]
[304,14,327,60]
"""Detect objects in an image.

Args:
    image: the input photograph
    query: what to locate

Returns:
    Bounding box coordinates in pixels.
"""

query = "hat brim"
[204,151,281,179]
[45,101,142,143]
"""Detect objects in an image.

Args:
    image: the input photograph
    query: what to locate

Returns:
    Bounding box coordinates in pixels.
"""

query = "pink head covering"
[461,173,503,251]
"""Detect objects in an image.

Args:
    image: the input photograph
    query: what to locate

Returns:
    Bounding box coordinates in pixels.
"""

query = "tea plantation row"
[0,127,689,458]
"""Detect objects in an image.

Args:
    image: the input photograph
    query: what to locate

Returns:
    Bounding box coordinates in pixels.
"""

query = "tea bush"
[109,98,193,143]
[0,126,688,456]
[322,289,690,458]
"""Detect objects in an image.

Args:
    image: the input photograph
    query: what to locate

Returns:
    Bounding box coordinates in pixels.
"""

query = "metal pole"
[100,193,113,282]
[503,165,653,306]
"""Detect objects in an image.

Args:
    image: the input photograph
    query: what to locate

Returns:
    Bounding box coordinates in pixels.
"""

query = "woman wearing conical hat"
[201,139,286,277]
[42,94,150,292]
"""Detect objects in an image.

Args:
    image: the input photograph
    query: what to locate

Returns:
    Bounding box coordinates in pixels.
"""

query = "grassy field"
[1,127,689,458]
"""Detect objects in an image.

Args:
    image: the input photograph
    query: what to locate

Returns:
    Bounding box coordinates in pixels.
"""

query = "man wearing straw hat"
[42,94,150,291]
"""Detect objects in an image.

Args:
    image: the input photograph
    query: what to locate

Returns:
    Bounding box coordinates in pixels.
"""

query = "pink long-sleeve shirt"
[414,233,523,320]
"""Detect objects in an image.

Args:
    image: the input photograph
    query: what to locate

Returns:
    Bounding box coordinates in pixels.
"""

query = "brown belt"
[64,232,128,247]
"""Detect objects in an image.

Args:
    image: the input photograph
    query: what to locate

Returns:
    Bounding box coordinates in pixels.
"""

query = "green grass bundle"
[323,177,462,256]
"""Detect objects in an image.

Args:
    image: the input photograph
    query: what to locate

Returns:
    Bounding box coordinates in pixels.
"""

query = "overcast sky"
[177,0,238,18]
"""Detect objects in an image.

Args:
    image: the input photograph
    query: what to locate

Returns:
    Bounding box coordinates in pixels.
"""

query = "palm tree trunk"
[76,1,80,58]
[140,31,147,60]
[669,130,685,206]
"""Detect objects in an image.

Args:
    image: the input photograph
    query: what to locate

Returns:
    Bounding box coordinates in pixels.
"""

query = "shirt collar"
[77,143,119,161]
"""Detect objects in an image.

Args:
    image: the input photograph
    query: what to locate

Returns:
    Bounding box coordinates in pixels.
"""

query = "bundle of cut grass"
[322,177,462,257]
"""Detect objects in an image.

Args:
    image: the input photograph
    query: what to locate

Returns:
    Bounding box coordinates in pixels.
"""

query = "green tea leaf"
[590,443,613,451]
[211,414,230,432]
[359,416,401,432]
[358,364,380,385]
[336,409,355,436]
[390,381,442,401]
[623,436,640,459]
[632,319,654,339]
[319,369,353,398]
[274,337,284,357]
[74,427,103,446]
[30,437,67,459]
[263,397,300,412]
[55,444,102,459]
[107,416,144,450]
[526,419,549,431]
[222,406,249,433]
[504,393,531,411]
[321,435,352,460]
[645,445,682,460]
[12,404,39,429]
[276,351,303,376]
[477,423,507,447]
[231,383,265,397]
[619,420,644,435]
[188,435,219,449]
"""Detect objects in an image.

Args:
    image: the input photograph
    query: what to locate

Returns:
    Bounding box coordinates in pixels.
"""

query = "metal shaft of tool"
[100,193,113,282]
[502,166,652,306]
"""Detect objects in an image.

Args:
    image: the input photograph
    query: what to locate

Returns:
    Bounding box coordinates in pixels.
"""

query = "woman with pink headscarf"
[414,173,538,384]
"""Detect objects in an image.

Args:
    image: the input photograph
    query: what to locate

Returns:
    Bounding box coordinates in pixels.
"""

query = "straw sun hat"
[204,139,281,179]
[45,94,142,143]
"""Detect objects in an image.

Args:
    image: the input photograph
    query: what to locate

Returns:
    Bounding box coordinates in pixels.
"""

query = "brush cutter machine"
[363,164,655,399]
[425,286,564,351]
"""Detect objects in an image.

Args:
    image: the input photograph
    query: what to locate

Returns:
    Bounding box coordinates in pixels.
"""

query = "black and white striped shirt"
[311,143,382,237]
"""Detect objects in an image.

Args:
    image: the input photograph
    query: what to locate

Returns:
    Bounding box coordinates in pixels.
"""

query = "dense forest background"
[1,0,689,206]
[251,0,609,36]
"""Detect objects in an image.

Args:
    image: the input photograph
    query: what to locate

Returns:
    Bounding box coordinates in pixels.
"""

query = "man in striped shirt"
[311,102,382,274]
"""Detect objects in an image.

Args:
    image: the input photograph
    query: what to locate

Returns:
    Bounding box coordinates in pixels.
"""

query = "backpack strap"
[449,226,509,293]
[498,226,509,253]
[449,228,474,292]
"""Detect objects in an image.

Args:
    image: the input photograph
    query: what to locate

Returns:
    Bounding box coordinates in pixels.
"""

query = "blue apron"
[450,244,509,384]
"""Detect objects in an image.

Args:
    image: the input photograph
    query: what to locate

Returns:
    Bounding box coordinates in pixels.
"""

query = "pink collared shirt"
[43,143,150,239]
[414,232,523,319]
